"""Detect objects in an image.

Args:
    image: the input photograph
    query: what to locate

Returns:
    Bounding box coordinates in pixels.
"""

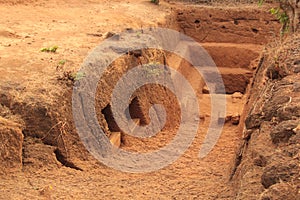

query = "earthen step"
[171,40,261,69]
[199,67,253,94]
[201,42,262,50]
[200,94,243,125]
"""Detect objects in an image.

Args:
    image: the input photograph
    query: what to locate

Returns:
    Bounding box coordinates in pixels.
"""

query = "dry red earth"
[0,0,299,199]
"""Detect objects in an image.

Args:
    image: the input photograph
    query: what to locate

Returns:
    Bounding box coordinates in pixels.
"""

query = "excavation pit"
[0,1,286,199]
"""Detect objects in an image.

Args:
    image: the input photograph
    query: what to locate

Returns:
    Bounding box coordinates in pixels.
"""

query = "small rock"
[103,31,116,39]
[245,113,263,129]
[231,113,240,125]
[232,92,243,103]
[292,124,300,134]
[202,86,209,94]
[270,120,298,144]
[243,129,253,139]
[225,115,232,123]
[293,66,300,73]
[232,92,243,98]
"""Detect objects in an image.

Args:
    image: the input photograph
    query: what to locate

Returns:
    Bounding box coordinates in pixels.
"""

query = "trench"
[93,5,280,198]
[99,6,280,152]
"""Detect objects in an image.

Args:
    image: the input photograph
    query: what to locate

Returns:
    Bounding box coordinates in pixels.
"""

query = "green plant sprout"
[258,0,264,7]
[56,59,67,70]
[136,31,142,38]
[270,7,290,35]
[258,0,293,36]
[58,59,66,66]
[40,45,58,53]
[71,71,85,81]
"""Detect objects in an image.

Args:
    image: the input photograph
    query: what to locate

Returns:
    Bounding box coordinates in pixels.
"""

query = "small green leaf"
[40,46,58,53]
[71,72,85,81]
[58,59,66,65]
[49,46,58,52]
[258,0,264,7]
